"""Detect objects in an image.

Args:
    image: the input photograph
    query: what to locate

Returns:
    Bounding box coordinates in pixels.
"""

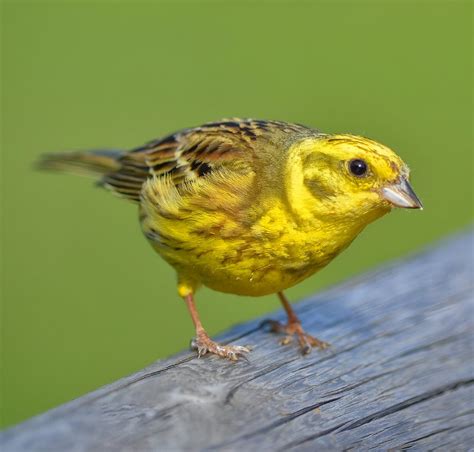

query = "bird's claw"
[190,336,251,361]
[262,319,329,355]
[279,335,293,346]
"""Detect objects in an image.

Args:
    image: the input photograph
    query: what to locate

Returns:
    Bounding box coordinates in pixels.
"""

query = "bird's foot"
[190,334,251,361]
[261,319,329,355]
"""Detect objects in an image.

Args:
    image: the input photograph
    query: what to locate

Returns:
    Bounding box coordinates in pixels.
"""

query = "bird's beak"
[382,178,423,209]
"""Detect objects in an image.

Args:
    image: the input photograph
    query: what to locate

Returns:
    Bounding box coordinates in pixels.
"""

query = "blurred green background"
[1,1,472,429]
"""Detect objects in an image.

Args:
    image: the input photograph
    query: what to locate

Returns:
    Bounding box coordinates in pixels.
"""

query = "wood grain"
[2,230,473,451]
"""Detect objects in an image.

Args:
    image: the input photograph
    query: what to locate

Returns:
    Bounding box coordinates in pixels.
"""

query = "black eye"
[349,159,368,177]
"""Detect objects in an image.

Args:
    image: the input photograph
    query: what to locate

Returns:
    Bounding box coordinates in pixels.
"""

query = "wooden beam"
[2,230,473,450]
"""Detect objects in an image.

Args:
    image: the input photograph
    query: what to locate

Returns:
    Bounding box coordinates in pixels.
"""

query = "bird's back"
[100,119,318,201]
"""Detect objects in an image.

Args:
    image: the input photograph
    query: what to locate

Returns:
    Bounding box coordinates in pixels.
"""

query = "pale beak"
[382,178,423,209]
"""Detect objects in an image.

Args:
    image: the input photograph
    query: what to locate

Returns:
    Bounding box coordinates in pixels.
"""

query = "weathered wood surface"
[2,231,474,451]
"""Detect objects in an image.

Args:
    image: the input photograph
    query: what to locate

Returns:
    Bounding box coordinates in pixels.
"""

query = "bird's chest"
[247,219,354,278]
[197,209,358,296]
[141,201,362,296]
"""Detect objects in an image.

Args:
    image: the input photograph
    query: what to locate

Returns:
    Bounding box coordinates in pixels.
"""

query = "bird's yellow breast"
[140,180,376,297]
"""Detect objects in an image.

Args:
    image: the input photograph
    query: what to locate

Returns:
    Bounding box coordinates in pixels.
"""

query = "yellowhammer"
[39,119,422,360]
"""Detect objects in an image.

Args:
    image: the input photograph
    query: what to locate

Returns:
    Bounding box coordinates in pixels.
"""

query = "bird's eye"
[349,159,368,177]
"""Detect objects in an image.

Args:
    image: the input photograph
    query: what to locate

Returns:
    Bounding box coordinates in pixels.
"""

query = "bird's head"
[285,134,422,225]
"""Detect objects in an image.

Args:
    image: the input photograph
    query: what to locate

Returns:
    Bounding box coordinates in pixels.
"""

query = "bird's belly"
[201,262,319,296]
[151,232,338,297]
[141,203,363,297]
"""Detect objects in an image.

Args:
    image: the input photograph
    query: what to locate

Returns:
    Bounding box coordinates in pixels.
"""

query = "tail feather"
[37,150,124,179]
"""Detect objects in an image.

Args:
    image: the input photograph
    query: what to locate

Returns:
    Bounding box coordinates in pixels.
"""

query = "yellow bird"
[39,119,422,360]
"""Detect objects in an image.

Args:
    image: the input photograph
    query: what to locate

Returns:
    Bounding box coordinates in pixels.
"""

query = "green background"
[1,1,472,428]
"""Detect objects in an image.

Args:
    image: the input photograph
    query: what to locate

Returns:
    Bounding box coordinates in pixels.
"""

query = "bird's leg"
[184,293,250,361]
[264,292,329,355]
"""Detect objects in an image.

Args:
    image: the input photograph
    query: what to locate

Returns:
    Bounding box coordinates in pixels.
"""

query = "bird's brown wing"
[101,119,315,202]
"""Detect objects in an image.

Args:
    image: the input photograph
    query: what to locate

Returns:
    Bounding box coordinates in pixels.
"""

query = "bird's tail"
[36,149,124,179]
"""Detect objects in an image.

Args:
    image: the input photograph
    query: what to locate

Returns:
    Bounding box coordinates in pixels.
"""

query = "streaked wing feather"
[101,119,313,201]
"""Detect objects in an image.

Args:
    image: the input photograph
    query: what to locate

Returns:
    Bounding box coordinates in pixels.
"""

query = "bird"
[38,118,423,360]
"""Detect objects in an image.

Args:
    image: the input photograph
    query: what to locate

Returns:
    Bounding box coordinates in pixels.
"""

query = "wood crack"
[208,397,341,450]
[394,423,474,449]
[284,379,474,449]
[338,379,474,433]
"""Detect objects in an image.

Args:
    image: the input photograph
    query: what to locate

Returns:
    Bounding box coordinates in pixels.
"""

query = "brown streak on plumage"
[96,119,317,202]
